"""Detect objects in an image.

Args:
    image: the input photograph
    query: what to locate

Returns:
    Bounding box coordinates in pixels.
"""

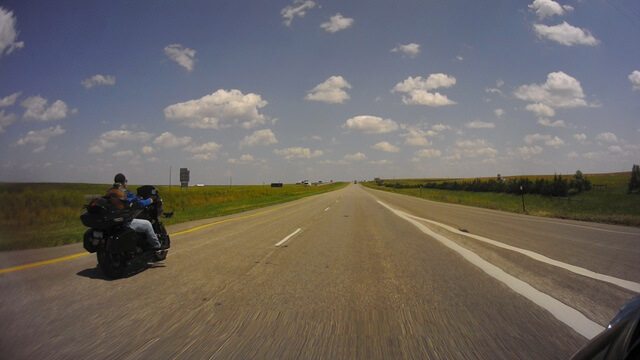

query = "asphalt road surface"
[1,184,639,359]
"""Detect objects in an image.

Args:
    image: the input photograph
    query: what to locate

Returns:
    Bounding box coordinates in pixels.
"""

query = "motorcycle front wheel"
[153,225,170,262]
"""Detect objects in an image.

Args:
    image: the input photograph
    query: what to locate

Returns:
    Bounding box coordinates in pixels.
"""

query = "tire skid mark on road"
[377,200,605,340]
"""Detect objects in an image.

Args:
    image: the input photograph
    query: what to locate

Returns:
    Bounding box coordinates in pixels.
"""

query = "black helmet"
[114,173,127,184]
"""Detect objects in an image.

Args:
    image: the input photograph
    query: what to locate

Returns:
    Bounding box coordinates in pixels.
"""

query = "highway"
[1,184,639,359]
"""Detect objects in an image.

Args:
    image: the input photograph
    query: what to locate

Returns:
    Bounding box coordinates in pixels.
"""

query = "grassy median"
[363,172,639,227]
[0,182,347,251]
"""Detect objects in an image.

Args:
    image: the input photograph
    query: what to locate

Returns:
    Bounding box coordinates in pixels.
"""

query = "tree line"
[379,171,592,197]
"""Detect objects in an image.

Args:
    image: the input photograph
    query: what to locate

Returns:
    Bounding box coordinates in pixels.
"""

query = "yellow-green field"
[0,182,347,251]
[364,172,639,227]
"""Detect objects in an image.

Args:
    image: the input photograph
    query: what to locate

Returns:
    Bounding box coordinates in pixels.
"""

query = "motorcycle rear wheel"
[97,251,127,278]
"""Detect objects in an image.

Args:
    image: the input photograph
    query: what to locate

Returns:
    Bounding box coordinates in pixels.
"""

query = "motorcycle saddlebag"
[83,228,100,253]
[105,227,138,253]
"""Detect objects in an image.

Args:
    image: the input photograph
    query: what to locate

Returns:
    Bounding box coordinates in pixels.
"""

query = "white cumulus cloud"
[153,132,192,148]
[164,44,197,72]
[528,0,573,19]
[524,133,550,144]
[240,129,278,147]
[391,43,421,58]
[629,71,640,90]
[596,132,618,144]
[305,76,351,104]
[164,89,268,129]
[184,142,221,153]
[372,141,400,153]
[524,133,565,147]
[466,120,495,129]
[21,96,74,122]
[545,136,565,148]
[281,0,316,26]
[517,145,544,157]
[608,145,624,154]
[0,110,16,133]
[525,103,556,117]
[453,139,497,158]
[88,129,153,154]
[228,154,256,165]
[573,133,587,143]
[192,153,217,161]
[82,74,116,89]
[320,13,354,33]
[537,118,565,127]
[114,150,134,158]
[402,128,436,147]
[344,152,367,161]
[0,92,20,107]
[369,160,394,165]
[392,74,457,106]
[515,72,590,113]
[494,108,505,118]
[15,125,65,150]
[533,22,599,46]
[343,115,398,134]
[414,149,441,158]
[274,147,323,160]
[0,7,24,57]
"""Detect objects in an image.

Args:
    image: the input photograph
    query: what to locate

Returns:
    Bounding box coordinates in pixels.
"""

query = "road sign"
[180,168,189,189]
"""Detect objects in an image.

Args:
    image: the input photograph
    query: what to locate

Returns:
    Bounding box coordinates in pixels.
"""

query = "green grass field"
[364,172,640,227]
[0,182,347,251]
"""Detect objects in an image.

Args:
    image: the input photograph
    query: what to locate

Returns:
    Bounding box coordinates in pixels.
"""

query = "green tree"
[571,170,592,193]
[629,164,640,194]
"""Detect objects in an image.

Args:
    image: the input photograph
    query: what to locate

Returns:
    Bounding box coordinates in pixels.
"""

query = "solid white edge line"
[402,212,640,293]
[377,200,605,339]
[275,228,302,247]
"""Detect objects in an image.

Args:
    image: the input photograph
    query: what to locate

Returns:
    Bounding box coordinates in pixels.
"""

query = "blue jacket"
[125,189,152,207]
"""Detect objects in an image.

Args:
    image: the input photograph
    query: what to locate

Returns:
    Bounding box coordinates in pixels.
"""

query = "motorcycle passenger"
[107,173,165,251]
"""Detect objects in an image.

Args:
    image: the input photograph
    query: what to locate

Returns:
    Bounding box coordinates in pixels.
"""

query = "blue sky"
[1,0,639,185]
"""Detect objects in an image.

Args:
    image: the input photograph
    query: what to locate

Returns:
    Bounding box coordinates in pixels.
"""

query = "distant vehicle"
[196,183,205,187]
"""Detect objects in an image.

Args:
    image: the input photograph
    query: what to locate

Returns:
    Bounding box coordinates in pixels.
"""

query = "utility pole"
[169,166,172,188]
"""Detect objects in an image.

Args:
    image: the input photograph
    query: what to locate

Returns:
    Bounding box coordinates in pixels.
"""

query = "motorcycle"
[80,185,170,278]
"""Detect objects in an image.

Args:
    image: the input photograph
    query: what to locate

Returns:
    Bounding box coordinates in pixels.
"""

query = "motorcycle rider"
[107,173,166,251]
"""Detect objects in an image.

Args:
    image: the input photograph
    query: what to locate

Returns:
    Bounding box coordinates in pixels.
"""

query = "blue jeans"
[127,219,161,248]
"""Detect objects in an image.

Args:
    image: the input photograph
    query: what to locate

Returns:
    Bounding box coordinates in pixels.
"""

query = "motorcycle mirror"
[570,295,640,360]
